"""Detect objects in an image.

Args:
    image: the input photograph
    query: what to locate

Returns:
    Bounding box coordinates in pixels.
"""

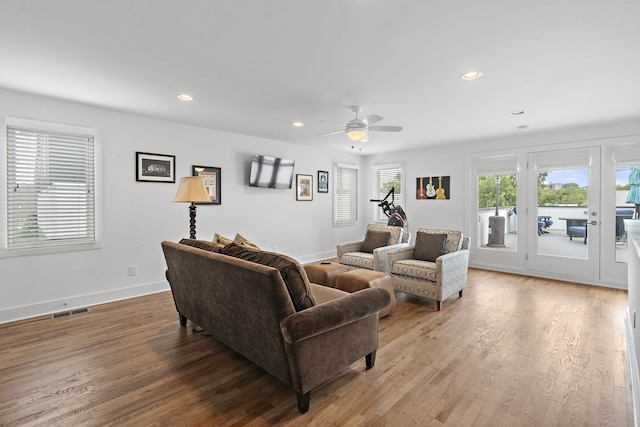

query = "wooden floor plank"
[0,268,632,426]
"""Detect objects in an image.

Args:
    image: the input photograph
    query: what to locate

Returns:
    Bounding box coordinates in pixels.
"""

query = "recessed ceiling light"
[292,122,304,127]
[517,125,529,130]
[177,94,194,101]
[461,71,483,81]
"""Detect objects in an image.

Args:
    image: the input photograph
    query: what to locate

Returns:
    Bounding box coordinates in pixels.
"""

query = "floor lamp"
[173,176,212,239]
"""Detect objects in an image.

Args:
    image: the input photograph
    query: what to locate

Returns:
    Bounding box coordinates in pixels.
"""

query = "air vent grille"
[52,307,90,319]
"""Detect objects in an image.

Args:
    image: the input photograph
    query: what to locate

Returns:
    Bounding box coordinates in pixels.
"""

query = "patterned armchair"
[387,229,470,311]
[337,224,410,273]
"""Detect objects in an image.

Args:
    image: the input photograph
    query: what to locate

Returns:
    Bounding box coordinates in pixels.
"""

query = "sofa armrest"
[336,240,364,260]
[373,243,409,272]
[280,287,390,344]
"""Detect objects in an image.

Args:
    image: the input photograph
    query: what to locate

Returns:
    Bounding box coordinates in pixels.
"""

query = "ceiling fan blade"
[369,125,403,132]
[363,114,383,125]
[317,120,344,126]
[319,129,345,136]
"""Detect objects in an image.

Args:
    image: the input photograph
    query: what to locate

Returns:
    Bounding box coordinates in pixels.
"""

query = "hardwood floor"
[0,268,632,426]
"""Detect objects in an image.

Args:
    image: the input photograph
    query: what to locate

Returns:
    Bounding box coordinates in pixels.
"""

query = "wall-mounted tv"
[249,154,295,189]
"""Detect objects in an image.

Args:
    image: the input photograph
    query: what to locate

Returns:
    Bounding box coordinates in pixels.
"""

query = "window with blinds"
[5,124,96,250]
[334,163,358,225]
[374,164,402,222]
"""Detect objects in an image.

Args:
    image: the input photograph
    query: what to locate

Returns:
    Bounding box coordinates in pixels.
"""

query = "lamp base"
[189,203,197,239]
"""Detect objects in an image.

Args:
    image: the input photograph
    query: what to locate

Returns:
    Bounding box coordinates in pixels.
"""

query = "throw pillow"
[220,243,316,311]
[413,232,447,262]
[213,233,234,246]
[234,232,260,250]
[179,238,224,253]
[361,229,391,253]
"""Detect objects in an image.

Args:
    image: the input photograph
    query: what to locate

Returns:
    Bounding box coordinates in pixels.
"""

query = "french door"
[526,147,601,279]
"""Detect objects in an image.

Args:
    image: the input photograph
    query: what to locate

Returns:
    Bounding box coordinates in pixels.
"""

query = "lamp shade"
[173,176,212,203]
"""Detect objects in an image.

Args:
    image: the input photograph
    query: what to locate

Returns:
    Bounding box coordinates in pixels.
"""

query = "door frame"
[466,135,637,289]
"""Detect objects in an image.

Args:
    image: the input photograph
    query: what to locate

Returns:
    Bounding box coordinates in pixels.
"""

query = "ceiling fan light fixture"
[346,129,367,141]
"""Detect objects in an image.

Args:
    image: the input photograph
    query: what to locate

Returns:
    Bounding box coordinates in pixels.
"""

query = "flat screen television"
[249,154,295,189]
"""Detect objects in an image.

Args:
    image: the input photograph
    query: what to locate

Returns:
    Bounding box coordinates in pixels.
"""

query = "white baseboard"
[626,307,640,427]
[297,250,337,264]
[0,281,170,325]
[468,261,627,290]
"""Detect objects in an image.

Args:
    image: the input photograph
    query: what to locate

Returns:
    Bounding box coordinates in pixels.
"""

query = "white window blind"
[374,164,402,222]
[334,164,358,224]
[6,125,96,249]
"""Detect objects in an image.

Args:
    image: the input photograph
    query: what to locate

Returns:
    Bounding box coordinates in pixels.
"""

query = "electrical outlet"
[129,265,137,276]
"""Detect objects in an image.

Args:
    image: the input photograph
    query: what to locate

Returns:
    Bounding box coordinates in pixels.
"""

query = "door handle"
[588,220,598,226]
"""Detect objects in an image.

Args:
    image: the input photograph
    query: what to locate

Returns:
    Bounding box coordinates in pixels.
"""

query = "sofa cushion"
[413,232,447,262]
[213,232,234,246]
[220,243,316,311]
[361,229,391,253]
[179,238,224,253]
[234,232,260,250]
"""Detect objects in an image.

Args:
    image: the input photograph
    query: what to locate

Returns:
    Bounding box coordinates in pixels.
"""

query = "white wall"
[0,88,362,323]
[2,87,639,323]
[362,143,467,238]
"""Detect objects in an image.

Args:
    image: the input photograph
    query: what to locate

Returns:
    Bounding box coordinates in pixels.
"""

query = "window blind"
[334,164,358,224]
[375,165,402,222]
[6,125,96,249]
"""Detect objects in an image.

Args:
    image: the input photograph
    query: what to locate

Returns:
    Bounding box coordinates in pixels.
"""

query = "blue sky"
[544,166,635,187]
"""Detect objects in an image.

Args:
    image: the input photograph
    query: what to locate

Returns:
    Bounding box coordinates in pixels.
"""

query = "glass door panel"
[527,147,600,279]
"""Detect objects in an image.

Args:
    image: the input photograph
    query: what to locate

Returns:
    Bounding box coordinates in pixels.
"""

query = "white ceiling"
[1,1,639,155]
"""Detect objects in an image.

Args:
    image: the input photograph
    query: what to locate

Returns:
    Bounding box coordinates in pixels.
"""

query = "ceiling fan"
[320,106,403,141]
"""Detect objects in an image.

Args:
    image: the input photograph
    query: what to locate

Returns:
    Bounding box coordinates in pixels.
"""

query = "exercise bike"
[370,187,408,234]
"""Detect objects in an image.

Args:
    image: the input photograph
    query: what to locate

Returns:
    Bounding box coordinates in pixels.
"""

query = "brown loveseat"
[161,240,390,413]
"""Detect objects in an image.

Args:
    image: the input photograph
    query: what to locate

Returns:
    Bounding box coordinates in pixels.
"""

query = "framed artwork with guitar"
[416,176,450,200]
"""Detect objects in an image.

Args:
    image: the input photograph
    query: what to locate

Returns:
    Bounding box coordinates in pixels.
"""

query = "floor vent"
[52,307,90,319]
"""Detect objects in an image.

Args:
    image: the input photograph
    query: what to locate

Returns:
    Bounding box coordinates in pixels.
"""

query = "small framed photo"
[192,165,221,205]
[296,174,313,201]
[318,170,329,193]
[136,152,175,183]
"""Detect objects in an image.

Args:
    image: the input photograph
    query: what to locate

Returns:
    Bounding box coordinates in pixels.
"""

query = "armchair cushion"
[220,243,316,311]
[390,258,438,280]
[340,252,374,270]
[367,224,403,245]
[417,229,463,254]
[413,232,447,262]
[362,230,391,253]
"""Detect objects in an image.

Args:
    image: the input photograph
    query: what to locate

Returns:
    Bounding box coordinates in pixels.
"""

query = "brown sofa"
[161,240,390,413]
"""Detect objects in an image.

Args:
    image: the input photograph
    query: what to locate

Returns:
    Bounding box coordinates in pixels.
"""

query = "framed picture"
[416,175,450,200]
[136,152,175,183]
[296,174,313,201]
[318,170,329,193]
[192,165,221,205]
